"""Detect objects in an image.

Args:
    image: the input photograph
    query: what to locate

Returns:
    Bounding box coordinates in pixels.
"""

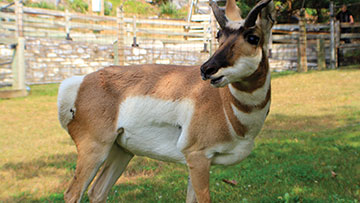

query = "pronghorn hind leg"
[186,176,197,203]
[185,151,211,203]
[64,133,114,203]
[88,143,133,203]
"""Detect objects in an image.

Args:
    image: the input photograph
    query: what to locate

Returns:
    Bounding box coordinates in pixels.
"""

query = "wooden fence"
[271,21,360,70]
[1,1,360,73]
[0,2,211,45]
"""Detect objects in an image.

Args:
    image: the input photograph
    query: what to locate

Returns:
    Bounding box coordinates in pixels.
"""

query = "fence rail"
[1,2,360,78]
[0,2,211,44]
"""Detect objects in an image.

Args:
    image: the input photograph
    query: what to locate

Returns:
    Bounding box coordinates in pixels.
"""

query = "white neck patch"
[212,49,262,82]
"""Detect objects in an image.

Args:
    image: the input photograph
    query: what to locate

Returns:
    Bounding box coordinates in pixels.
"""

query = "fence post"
[297,8,307,72]
[65,9,72,40]
[316,38,325,70]
[14,0,23,37]
[210,12,217,56]
[13,0,26,93]
[88,0,93,15]
[116,6,125,65]
[201,24,209,53]
[132,15,139,47]
[100,0,104,16]
[329,1,336,69]
[12,37,26,90]
[268,31,273,58]
[335,20,341,67]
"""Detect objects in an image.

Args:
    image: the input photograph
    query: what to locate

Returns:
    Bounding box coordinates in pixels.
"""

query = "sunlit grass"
[0,70,359,202]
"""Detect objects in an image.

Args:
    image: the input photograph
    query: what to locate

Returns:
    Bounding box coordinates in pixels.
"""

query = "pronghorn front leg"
[185,151,211,203]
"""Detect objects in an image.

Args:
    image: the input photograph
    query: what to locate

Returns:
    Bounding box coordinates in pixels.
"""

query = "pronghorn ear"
[244,0,273,28]
[257,0,275,51]
[209,1,227,29]
[258,0,275,35]
[225,0,242,21]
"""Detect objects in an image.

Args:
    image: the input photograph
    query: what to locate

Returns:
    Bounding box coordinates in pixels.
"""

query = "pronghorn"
[57,0,275,202]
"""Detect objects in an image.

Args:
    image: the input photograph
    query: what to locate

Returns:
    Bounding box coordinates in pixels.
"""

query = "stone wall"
[0,37,209,85]
[25,38,114,84]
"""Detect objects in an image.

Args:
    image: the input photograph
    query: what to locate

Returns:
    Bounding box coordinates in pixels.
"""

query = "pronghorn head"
[201,0,275,87]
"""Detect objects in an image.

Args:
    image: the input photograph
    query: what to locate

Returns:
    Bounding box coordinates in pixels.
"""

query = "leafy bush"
[25,1,56,10]
[159,2,186,19]
[69,0,88,13]
[123,0,156,15]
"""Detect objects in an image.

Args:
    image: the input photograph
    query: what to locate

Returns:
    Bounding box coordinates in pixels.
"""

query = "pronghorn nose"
[201,63,218,80]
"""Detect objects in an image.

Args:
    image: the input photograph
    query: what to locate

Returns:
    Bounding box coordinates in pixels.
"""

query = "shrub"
[25,1,56,10]
[159,2,185,19]
[69,0,88,13]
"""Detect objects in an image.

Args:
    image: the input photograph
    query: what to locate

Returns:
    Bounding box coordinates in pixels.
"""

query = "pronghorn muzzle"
[200,46,231,81]
[200,57,228,83]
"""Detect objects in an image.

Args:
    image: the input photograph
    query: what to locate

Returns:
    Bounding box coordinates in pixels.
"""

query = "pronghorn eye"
[247,35,260,45]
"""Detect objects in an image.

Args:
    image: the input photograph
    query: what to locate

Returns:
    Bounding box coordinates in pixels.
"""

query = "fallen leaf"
[222,179,238,186]
[331,171,337,178]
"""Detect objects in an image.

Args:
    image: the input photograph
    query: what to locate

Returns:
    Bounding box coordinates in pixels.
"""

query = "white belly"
[116,96,194,164]
[206,138,254,165]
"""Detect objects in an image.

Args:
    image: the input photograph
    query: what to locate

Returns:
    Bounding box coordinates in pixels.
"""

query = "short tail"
[57,76,84,132]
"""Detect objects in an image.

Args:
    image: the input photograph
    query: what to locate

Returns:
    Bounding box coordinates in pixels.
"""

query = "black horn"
[244,0,272,28]
[210,1,227,29]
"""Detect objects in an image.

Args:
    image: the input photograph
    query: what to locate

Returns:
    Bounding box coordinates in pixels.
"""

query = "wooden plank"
[133,28,206,37]
[0,12,16,20]
[23,15,65,26]
[329,2,336,69]
[70,22,116,30]
[339,43,360,49]
[19,6,65,17]
[124,18,202,27]
[15,0,24,37]
[340,22,360,28]
[340,33,360,39]
[273,23,330,31]
[0,37,17,44]
[317,39,326,70]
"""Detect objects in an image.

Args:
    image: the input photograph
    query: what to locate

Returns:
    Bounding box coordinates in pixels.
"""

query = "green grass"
[1,70,360,202]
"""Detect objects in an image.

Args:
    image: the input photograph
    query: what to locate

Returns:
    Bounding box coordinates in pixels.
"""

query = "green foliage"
[160,2,186,19]
[123,0,155,15]
[274,0,360,23]
[104,1,111,16]
[69,0,88,13]
[25,1,56,10]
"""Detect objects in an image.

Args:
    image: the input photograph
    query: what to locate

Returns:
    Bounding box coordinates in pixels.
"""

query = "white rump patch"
[117,96,194,163]
[57,76,84,132]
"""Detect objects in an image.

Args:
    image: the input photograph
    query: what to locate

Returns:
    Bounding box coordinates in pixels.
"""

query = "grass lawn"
[0,70,359,202]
